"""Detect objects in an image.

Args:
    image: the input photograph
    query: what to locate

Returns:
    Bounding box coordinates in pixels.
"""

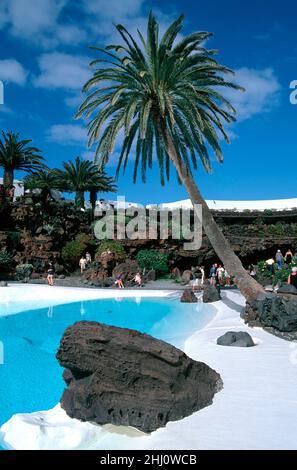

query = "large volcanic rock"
[244,293,297,332]
[180,289,198,303]
[56,321,222,433]
[203,281,221,303]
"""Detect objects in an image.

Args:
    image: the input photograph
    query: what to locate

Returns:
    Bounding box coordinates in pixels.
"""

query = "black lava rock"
[56,321,223,433]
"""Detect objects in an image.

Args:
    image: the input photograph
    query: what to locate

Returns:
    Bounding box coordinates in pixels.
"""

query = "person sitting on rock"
[132,272,142,287]
[115,273,124,288]
[288,267,297,288]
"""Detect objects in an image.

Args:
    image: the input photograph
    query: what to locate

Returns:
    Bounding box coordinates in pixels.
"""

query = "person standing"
[47,262,55,286]
[79,256,87,274]
[285,249,293,265]
[85,252,92,264]
[216,265,225,285]
[275,250,284,270]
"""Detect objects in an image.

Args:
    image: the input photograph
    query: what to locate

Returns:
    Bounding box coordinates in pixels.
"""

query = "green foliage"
[7,231,21,250]
[0,250,12,267]
[0,131,44,183]
[61,233,91,267]
[273,267,292,286]
[15,263,34,280]
[267,222,285,235]
[96,240,126,259]
[54,157,116,208]
[136,249,169,275]
[263,209,273,215]
[76,12,241,183]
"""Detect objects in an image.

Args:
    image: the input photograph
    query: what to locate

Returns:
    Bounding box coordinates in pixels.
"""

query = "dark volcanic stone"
[245,293,297,332]
[145,269,156,281]
[217,331,255,347]
[203,282,221,303]
[180,289,198,303]
[277,283,297,295]
[56,321,222,433]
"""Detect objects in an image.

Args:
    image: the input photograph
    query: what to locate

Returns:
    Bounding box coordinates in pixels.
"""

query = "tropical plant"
[24,169,59,204]
[0,131,44,194]
[0,249,12,268]
[76,12,264,300]
[136,249,169,275]
[61,233,91,268]
[15,263,34,281]
[96,239,126,259]
[55,156,117,209]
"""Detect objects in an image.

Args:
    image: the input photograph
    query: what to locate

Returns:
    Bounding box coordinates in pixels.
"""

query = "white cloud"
[47,124,87,144]
[34,52,91,90]
[225,67,281,122]
[0,59,27,85]
[0,0,86,48]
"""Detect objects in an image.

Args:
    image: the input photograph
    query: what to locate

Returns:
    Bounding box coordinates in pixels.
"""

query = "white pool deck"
[1,285,297,450]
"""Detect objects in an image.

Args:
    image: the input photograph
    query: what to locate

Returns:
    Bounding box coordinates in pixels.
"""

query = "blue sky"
[0,0,296,204]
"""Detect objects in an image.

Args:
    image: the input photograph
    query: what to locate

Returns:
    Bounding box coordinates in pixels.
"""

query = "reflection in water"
[80,302,86,316]
[135,297,141,305]
[47,306,53,318]
[114,297,124,302]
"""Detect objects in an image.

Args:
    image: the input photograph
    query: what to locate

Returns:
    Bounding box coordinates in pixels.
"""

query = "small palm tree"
[55,156,116,209]
[0,131,44,194]
[76,12,264,300]
[24,169,59,205]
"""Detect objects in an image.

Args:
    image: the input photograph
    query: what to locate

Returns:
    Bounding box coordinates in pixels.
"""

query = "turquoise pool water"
[0,296,214,447]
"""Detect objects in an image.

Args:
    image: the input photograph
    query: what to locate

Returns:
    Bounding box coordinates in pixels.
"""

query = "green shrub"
[136,249,169,275]
[61,233,90,267]
[15,263,34,281]
[7,232,21,250]
[0,250,12,267]
[263,209,273,215]
[96,240,126,259]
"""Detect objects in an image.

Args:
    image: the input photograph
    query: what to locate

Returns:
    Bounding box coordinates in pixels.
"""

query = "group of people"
[208,263,231,286]
[115,272,142,288]
[265,249,294,274]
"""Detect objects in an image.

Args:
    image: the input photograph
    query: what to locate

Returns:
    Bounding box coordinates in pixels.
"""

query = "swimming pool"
[0,295,215,448]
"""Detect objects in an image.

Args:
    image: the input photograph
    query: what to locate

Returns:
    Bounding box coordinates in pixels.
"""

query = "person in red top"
[288,267,297,289]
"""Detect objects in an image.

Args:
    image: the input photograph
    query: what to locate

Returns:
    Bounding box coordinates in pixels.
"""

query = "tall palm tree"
[0,131,44,193]
[55,156,116,209]
[24,169,59,205]
[76,13,265,301]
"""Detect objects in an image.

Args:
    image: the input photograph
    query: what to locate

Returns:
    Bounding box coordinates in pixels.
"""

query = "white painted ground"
[1,289,297,450]
[0,284,177,316]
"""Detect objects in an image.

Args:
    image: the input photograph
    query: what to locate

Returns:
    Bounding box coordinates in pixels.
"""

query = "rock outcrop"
[180,289,198,303]
[56,321,222,433]
[217,331,255,347]
[202,282,221,303]
[244,293,297,332]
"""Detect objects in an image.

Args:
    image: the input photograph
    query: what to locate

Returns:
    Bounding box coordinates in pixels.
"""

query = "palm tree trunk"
[75,191,85,208]
[3,169,13,190]
[162,127,264,301]
[89,190,97,218]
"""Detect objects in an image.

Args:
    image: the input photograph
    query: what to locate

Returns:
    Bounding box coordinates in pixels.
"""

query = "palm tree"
[76,13,265,301]
[55,156,116,209]
[24,169,59,205]
[89,172,117,213]
[0,131,44,195]
[76,13,263,299]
